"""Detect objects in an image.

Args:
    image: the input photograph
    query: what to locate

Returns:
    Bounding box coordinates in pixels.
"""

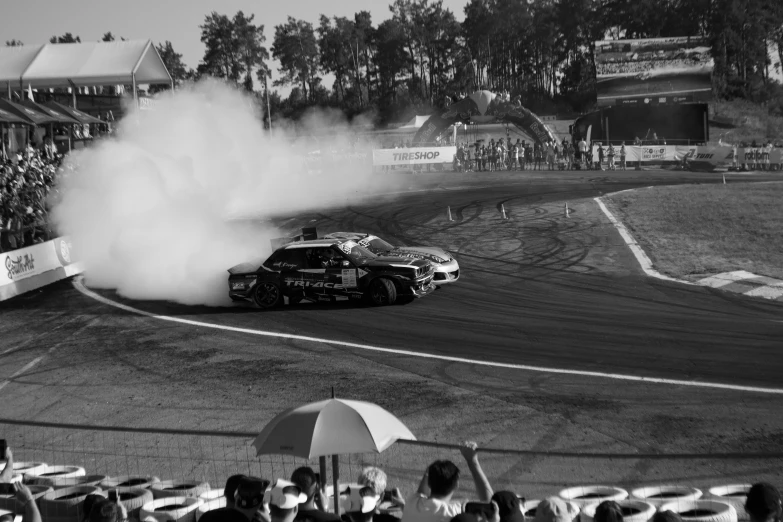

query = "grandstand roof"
[0,40,171,89]
[0,98,61,125]
[46,101,103,125]
[21,100,80,124]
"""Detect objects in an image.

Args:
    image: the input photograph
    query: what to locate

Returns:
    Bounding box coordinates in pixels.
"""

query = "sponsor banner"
[588,145,751,167]
[1,241,61,289]
[373,147,456,166]
[0,236,82,301]
[735,147,783,165]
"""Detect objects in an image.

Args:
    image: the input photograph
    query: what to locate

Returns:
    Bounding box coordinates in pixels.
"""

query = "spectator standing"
[532,498,573,522]
[596,143,605,170]
[268,480,309,522]
[534,144,542,170]
[490,492,525,522]
[578,137,588,169]
[402,442,493,522]
[201,476,270,522]
[607,144,615,170]
[291,468,340,522]
[593,501,623,522]
[619,142,627,170]
[744,482,781,522]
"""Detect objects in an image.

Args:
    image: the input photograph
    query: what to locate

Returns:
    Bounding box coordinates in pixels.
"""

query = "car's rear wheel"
[253,282,282,309]
[366,278,397,306]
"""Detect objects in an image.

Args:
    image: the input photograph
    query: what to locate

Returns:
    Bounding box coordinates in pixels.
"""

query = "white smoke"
[52,79,399,306]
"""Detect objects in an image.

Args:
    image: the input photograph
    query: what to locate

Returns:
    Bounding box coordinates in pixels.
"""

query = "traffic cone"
[501,204,508,219]
[447,206,453,221]
[564,202,570,218]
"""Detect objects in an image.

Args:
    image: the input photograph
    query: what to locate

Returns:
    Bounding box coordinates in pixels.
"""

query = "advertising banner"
[373,147,456,166]
[588,145,746,169]
[594,36,713,107]
[0,236,81,301]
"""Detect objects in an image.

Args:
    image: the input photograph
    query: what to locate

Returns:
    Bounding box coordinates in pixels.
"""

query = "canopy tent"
[398,115,431,129]
[0,106,27,124]
[45,101,103,125]
[21,100,80,124]
[0,98,60,125]
[0,45,42,89]
[0,40,171,91]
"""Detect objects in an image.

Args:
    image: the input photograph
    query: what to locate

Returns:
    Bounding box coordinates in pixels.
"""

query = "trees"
[49,33,81,44]
[154,41,193,90]
[271,17,320,103]
[198,11,269,91]
[5,40,23,47]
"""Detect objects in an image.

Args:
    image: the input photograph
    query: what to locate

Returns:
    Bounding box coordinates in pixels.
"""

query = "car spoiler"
[269,226,318,250]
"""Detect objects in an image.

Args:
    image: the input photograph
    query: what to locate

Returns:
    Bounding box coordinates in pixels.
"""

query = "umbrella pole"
[318,456,327,494]
[332,454,340,516]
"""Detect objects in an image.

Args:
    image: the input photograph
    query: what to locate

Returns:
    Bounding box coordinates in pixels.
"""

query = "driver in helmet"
[320,248,341,268]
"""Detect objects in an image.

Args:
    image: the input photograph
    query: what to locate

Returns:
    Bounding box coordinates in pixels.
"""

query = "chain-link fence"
[2,418,782,499]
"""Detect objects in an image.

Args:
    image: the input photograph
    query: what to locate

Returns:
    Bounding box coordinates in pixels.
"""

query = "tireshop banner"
[373,147,456,166]
[1,236,83,301]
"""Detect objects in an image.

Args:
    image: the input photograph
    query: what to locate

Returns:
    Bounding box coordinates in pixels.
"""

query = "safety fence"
[2,418,782,496]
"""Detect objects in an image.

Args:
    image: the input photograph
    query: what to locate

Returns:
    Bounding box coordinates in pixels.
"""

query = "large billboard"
[594,36,713,107]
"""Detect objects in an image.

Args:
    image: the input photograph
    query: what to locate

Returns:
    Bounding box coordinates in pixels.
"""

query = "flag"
[27,84,34,102]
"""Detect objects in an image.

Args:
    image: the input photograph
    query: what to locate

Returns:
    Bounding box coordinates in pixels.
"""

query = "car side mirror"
[341,260,350,268]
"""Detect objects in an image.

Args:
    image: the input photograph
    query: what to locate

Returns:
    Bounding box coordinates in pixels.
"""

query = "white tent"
[1,40,172,94]
[398,115,431,129]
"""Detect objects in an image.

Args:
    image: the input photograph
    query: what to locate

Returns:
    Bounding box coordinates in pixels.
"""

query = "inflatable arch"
[413,90,558,147]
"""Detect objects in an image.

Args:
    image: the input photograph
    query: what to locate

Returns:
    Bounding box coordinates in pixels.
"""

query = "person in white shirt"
[402,442,492,522]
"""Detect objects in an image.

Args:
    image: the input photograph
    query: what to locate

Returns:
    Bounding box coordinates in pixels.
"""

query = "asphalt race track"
[93,169,783,389]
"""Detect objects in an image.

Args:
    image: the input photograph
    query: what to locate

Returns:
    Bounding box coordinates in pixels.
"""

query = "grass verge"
[605,182,783,280]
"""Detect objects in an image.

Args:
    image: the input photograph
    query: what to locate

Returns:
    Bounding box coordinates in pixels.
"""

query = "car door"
[268,248,309,296]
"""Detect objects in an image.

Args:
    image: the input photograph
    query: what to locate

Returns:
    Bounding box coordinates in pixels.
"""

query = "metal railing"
[2,418,782,496]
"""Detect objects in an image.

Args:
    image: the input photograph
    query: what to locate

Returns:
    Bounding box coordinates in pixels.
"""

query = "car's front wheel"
[253,282,282,309]
[366,278,397,306]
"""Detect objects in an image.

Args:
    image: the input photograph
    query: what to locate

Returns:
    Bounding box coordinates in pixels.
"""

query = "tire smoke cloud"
[52,80,400,306]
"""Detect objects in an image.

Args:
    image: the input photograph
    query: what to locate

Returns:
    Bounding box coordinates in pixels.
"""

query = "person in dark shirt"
[291,467,340,522]
[200,476,270,522]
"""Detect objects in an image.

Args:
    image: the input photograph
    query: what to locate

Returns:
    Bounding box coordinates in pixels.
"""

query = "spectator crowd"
[0,142,63,253]
[2,443,779,522]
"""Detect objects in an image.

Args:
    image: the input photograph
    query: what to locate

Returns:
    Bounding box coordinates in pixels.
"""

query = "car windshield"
[361,236,395,252]
[337,240,377,260]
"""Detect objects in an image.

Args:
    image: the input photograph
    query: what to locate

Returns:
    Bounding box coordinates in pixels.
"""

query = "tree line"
[6,0,783,124]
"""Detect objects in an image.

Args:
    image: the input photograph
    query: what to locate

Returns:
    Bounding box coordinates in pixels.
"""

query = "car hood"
[388,246,450,264]
[227,258,265,275]
[360,256,430,269]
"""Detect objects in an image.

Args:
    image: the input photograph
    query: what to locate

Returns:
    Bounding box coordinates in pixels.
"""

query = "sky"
[0,0,468,94]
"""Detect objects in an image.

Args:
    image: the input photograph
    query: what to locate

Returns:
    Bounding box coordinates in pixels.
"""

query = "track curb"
[594,191,783,302]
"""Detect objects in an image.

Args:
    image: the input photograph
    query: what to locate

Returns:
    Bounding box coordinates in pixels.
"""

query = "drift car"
[227,239,436,308]
[323,232,459,285]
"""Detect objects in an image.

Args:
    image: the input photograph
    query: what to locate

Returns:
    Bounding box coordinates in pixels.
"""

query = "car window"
[360,236,394,252]
[265,249,308,270]
[337,240,376,261]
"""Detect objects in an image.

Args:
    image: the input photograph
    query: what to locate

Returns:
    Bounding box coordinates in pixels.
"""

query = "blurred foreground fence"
[2,418,783,495]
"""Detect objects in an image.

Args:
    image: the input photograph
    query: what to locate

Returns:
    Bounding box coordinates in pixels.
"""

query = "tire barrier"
[659,500,737,522]
[3,462,47,477]
[522,499,581,521]
[99,475,161,492]
[139,497,203,522]
[195,498,226,522]
[150,481,210,499]
[37,485,104,520]
[197,490,224,501]
[630,486,703,508]
[559,486,629,508]
[580,500,656,522]
[31,474,107,489]
[113,488,154,521]
[0,485,52,512]
[24,465,86,483]
[707,486,751,521]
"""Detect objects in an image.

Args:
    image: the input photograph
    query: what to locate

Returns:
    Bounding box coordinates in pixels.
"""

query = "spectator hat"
[235,477,270,510]
[745,482,782,520]
[492,491,525,522]
[340,485,380,513]
[265,479,307,509]
[534,497,573,522]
